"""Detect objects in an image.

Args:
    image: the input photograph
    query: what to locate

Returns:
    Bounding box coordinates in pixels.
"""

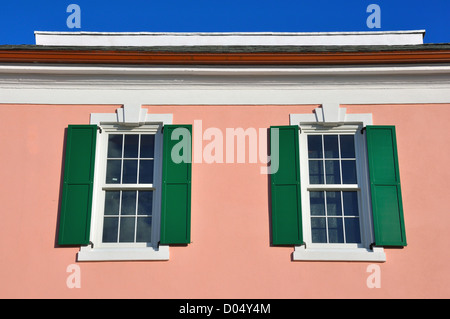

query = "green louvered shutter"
[270,126,303,245]
[366,125,407,247]
[160,125,192,245]
[58,125,97,246]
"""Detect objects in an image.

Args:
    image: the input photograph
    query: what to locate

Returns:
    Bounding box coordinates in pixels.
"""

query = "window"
[270,105,406,262]
[58,105,192,261]
[298,124,374,255]
[305,133,361,245]
[96,126,161,248]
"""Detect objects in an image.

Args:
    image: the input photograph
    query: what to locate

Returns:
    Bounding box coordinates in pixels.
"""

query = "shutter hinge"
[89,241,94,249]
[161,126,164,134]
[370,242,376,250]
[361,127,366,134]
[97,126,103,134]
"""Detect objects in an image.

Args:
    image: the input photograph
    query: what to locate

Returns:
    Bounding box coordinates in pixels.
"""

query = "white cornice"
[34,30,425,47]
[2,64,450,76]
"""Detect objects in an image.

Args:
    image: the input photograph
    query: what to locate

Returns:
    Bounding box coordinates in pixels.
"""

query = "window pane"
[340,135,355,158]
[138,191,153,215]
[324,135,339,158]
[124,135,139,158]
[139,160,154,184]
[328,218,344,243]
[104,191,120,215]
[310,191,325,216]
[308,135,323,159]
[136,217,152,242]
[325,160,341,184]
[309,160,324,184]
[326,191,342,216]
[122,160,138,184]
[140,135,155,159]
[345,218,361,243]
[121,191,137,215]
[119,217,135,242]
[102,217,118,243]
[343,192,359,216]
[342,160,357,184]
[107,134,122,158]
[311,217,327,243]
[106,160,121,184]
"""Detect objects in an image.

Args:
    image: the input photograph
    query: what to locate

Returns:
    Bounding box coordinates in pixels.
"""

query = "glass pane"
[345,218,361,243]
[343,192,359,216]
[124,135,139,158]
[326,191,342,216]
[309,160,324,184]
[104,191,120,215]
[102,217,118,243]
[309,191,325,216]
[139,160,154,184]
[106,160,121,184]
[325,160,341,184]
[140,135,155,159]
[328,218,344,243]
[340,135,355,158]
[122,160,138,184]
[107,134,123,158]
[119,217,135,242]
[136,217,152,242]
[121,191,137,215]
[138,191,153,215]
[342,160,357,184]
[324,135,339,158]
[311,217,327,243]
[308,135,323,159]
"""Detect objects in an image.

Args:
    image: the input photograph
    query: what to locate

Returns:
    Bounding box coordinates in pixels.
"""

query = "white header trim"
[90,105,173,126]
[35,30,425,47]
[290,103,373,126]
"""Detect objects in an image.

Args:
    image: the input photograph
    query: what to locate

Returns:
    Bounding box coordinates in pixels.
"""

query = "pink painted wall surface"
[0,103,449,298]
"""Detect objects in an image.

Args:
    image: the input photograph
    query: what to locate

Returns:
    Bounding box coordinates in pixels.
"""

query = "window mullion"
[134,191,139,243]
[321,135,326,185]
[341,191,347,244]
[324,190,329,244]
[117,190,122,243]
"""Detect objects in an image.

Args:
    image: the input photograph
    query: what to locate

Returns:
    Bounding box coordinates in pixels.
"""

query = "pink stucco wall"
[0,103,449,298]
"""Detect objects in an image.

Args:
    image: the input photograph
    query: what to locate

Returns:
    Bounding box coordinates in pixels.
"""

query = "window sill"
[293,245,386,262]
[77,245,169,261]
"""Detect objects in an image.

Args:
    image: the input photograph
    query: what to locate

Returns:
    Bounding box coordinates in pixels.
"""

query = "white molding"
[90,105,173,126]
[77,245,169,261]
[35,30,425,47]
[2,64,450,77]
[293,246,386,262]
[290,104,373,126]
[2,65,449,106]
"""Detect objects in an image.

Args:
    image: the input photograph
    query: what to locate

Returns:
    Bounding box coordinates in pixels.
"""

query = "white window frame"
[290,104,386,262]
[78,105,173,261]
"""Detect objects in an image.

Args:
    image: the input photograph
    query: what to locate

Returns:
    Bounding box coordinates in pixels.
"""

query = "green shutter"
[58,125,97,246]
[366,125,407,247]
[270,126,303,245]
[160,125,192,245]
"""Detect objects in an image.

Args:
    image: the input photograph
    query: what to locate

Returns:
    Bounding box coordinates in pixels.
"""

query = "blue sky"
[0,0,449,45]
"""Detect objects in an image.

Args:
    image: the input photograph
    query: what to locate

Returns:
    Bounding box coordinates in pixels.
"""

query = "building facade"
[1,31,450,298]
